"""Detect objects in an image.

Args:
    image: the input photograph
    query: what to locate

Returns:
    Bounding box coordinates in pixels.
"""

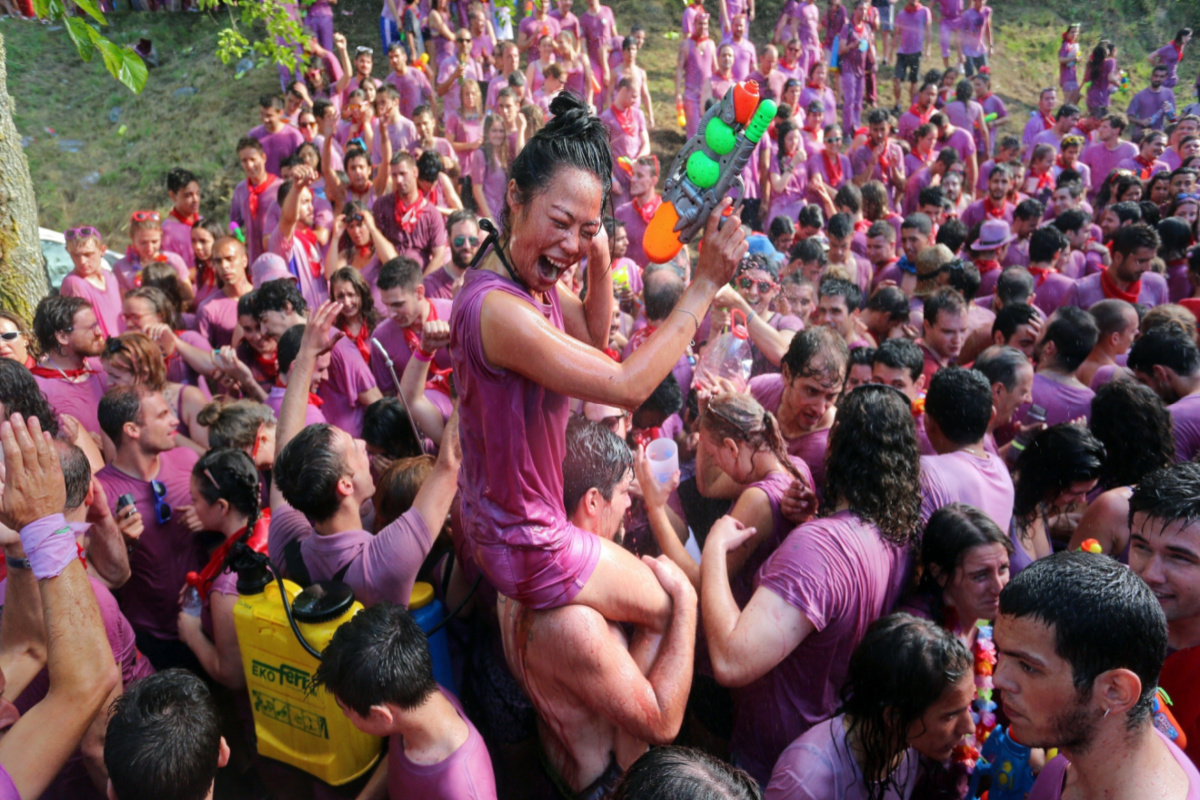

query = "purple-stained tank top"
[450,269,572,549]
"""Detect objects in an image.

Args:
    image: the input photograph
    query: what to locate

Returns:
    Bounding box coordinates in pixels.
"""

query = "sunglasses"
[453,235,480,248]
[458,37,472,43]
[737,277,776,293]
[65,226,101,241]
[356,46,374,55]
[151,479,172,525]
[1176,192,1200,202]
[104,337,127,355]
[131,210,161,223]
[345,213,365,224]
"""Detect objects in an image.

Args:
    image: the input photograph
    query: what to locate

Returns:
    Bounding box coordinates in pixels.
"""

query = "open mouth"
[538,254,572,283]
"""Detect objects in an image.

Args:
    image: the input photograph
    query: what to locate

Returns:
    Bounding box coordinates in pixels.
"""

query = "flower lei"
[952,621,999,768]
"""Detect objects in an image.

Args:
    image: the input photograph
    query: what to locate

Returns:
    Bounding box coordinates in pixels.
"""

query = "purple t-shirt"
[735,510,909,785]
[766,715,918,800]
[895,4,930,55]
[1064,270,1169,310]
[248,123,306,177]
[196,292,241,349]
[112,250,191,296]
[578,6,617,75]
[1013,372,1095,432]
[1031,272,1077,317]
[385,69,435,119]
[423,267,458,300]
[372,193,447,269]
[613,199,651,267]
[368,303,455,394]
[1028,730,1200,800]
[231,175,283,263]
[372,116,419,166]
[1126,87,1176,136]
[919,449,1015,532]
[0,764,16,800]
[389,691,498,799]
[960,6,989,56]
[317,336,378,437]
[160,216,197,270]
[1170,391,1200,463]
[1153,42,1185,85]
[1080,140,1137,196]
[265,385,327,428]
[97,447,204,641]
[59,272,124,341]
[468,149,509,225]
[34,364,107,436]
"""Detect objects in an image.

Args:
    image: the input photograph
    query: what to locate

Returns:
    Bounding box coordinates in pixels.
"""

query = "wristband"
[5,553,29,570]
[1010,440,1026,452]
[746,309,757,323]
[413,348,434,363]
[19,514,76,580]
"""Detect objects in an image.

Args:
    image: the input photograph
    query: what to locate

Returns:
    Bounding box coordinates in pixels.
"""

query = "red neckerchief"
[1172,41,1183,61]
[909,103,934,126]
[822,149,844,185]
[1100,268,1140,303]
[1039,110,1054,130]
[170,209,199,227]
[293,226,322,277]
[913,145,935,167]
[851,20,866,36]
[904,1,922,10]
[611,103,638,137]
[274,376,324,407]
[355,243,374,260]
[1055,153,1072,170]
[875,138,892,173]
[1027,264,1054,286]
[975,259,1002,274]
[29,361,96,380]
[691,27,709,42]
[854,218,871,233]
[633,194,663,224]
[400,303,454,396]
[23,356,34,370]
[256,351,279,382]
[340,321,372,364]
[246,174,273,219]
[627,324,656,354]
[983,196,1008,219]
[805,80,821,90]
[1030,168,1055,192]
[1133,154,1156,181]
[394,192,428,235]
[185,510,271,602]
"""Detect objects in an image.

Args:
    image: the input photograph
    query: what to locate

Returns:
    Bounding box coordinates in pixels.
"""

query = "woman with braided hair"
[637,390,812,594]
[176,447,269,691]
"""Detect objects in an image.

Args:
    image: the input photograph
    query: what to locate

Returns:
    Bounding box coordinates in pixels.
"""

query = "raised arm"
[276,301,343,460]
[398,322,451,445]
[373,123,395,196]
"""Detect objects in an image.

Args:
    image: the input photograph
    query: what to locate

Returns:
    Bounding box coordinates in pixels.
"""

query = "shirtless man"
[498,419,697,800]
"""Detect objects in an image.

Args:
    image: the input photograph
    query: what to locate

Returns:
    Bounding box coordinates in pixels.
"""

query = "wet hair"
[701,392,804,482]
[848,346,876,372]
[1089,381,1175,491]
[167,167,199,194]
[834,183,862,214]
[1111,222,1160,257]
[1089,299,1136,340]
[416,149,442,184]
[563,416,634,514]
[33,295,90,354]
[1013,424,1105,519]
[502,91,612,232]
[923,287,967,326]
[638,372,684,418]
[936,218,968,256]
[311,602,438,716]
[362,397,424,460]
[992,302,1039,342]
[376,256,424,292]
[973,345,1030,392]
[797,204,826,231]
[275,423,349,523]
[56,440,90,510]
[925,366,993,445]
[824,384,922,545]
[105,669,223,800]
[901,212,933,235]
[865,220,895,242]
[0,359,60,437]
[1129,461,1200,529]
[817,276,862,311]
[860,182,889,221]
[197,398,276,453]
[97,385,148,447]
[1042,306,1099,371]
[610,746,761,800]
[101,332,168,391]
[1128,322,1200,378]
[840,613,971,800]
[133,271,184,327]
[768,214,796,242]
[781,326,849,388]
[872,338,923,382]
[1141,303,1196,336]
[999,551,1167,729]
[788,237,826,267]
[995,267,1036,306]
[919,503,1012,609]
[374,455,435,530]
[865,286,910,323]
[253,278,308,320]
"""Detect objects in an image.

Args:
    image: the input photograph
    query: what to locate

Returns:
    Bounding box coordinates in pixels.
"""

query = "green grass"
[3,0,1197,251]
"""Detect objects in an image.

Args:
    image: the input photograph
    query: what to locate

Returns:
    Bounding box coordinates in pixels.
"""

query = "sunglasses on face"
[151,479,172,525]
[0,331,21,342]
[65,226,101,241]
[737,277,776,293]
[453,235,480,248]
[131,210,161,223]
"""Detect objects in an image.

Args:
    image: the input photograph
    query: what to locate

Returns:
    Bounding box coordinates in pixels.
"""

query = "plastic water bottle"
[182,586,203,617]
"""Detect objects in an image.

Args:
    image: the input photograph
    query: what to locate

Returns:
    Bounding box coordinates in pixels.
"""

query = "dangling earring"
[1103,707,1111,719]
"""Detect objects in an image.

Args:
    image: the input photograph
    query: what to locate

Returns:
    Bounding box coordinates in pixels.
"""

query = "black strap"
[332,559,352,583]
[281,539,312,587]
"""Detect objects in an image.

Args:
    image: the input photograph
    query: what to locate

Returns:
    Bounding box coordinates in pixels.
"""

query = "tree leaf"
[93,37,148,95]
[71,0,107,26]
[63,17,96,62]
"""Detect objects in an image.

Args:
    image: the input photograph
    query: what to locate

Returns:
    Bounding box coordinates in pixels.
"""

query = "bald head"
[643,266,685,323]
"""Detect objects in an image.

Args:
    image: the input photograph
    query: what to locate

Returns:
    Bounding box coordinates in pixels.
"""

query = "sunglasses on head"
[737,276,776,293]
[131,210,161,223]
[356,46,374,55]
[453,235,480,248]
[346,213,365,224]
[151,479,172,525]
[65,226,101,241]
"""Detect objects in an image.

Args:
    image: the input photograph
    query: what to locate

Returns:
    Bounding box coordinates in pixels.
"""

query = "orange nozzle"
[733,81,759,125]
[643,200,684,264]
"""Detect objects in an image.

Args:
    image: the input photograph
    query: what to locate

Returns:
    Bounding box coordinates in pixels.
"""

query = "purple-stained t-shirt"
[167,330,212,390]
[423,266,458,300]
[725,37,757,81]
[112,250,191,296]
[196,293,241,349]
[613,199,651,268]
[1028,730,1200,800]
[1080,140,1137,196]
[385,69,435,119]
[317,336,378,438]
[805,150,852,198]
[372,115,420,166]
[445,111,484,152]
[960,6,989,56]
[550,7,582,39]
[751,313,805,377]
[735,510,909,785]
[799,86,837,128]
[369,303,455,394]
[1064,270,1169,310]
[372,193,447,269]
[468,149,509,224]
[1086,57,1119,111]
[767,150,810,226]
[1170,391,1200,463]
[621,325,693,395]
[161,216,197,270]
[519,14,561,62]
[59,272,124,341]
[267,229,329,310]
[97,447,204,642]
[935,0,962,20]
[940,126,976,164]
[34,363,107,436]
[389,690,498,799]
[601,106,647,164]
[248,123,306,177]
[682,38,715,103]
[231,175,282,263]
[849,140,907,198]
[945,101,985,151]
[837,22,870,76]
[895,4,930,54]
[919,449,1014,532]
[578,6,617,75]
[959,198,1013,231]
[1,575,154,800]
[265,385,327,428]
[766,715,919,800]
[1031,272,1077,316]
[1126,87,1176,137]
[749,373,832,492]
[733,459,814,605]
[1013,372,1095,435]
[1153,43,1185,85]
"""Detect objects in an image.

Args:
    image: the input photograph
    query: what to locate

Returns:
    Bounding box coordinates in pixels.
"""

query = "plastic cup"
[646,437,679,485]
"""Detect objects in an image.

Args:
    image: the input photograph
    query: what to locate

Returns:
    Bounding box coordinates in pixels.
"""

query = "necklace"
[953,619,998,768]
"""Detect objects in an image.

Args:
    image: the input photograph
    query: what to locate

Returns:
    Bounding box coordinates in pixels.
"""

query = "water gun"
[644,81,777,264]
[228,221,246,244]
[829,35,840,71]
[612,262,630,289]
[617,156,635,176]
[968,726,1037,800]
[984,112,998,124]
[1117,70,1130,94]
[676,99,687,128]
[1153,688,1187,749]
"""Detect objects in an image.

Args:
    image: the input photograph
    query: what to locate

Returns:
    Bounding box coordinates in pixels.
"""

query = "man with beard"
[1128,462,1200,768]
[613,156,661,268]
[30,296,108,436]
[1065,223,1168,308]
[499,418,696,800]
[373,152,448,273]
[1126,66,1177,141]
[424,211,481,299]
[995,552,1200,800]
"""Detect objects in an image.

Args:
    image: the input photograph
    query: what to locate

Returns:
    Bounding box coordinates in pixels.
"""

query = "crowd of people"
[4,0,1200,799]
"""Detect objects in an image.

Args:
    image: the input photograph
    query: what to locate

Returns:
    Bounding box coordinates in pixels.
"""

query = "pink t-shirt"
[1080,140,1137,197]
[423,267,458,300]
[767,715,918,800]
[1013,371,1095,431]
[112,250,190,296]
[895,4,931,55]
[1170,391,1200,463]
[195,293,241,349]
[1065,271,1169,310]
[317,336,378,438]
[248,123,306,177]
[1028,730,1200,800]
[368,303,455,394]
[919,449,1015,532]
[735,510,910,785]
[613,199,651,267]
[231,175,283,263]
[161,215,197,270]
[34,363,107,436]
[265,385,327,431]
[389,691,498,799]
[385,69,435,119]
[97,447,204,641]
[59,272,124,340]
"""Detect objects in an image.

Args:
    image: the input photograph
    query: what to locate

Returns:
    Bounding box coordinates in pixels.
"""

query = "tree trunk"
[0,31,48,324]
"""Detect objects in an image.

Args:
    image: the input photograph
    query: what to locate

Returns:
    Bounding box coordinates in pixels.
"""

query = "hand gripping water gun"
[643,81,777,264]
